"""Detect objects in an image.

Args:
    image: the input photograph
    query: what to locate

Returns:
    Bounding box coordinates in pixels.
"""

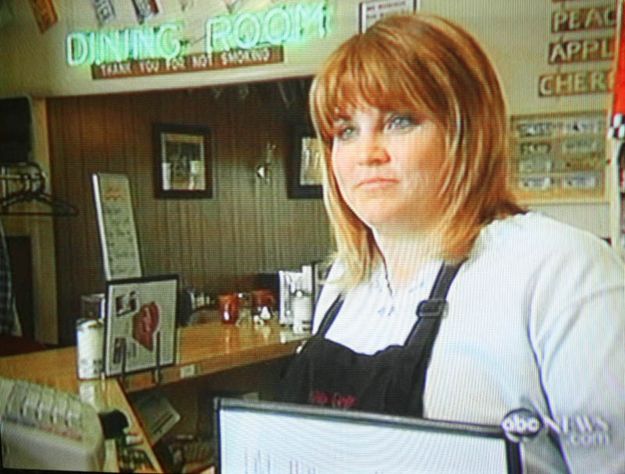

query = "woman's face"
[330,105,447,234]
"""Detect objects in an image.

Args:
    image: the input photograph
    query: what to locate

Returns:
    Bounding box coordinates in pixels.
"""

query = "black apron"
[278,262,463,417]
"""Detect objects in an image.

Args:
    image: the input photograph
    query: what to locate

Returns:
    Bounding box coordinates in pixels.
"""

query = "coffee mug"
[252,289,276,315]
[218,293,239,324]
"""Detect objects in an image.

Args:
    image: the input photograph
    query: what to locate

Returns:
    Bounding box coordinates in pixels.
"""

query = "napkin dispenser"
[277,260,330,326]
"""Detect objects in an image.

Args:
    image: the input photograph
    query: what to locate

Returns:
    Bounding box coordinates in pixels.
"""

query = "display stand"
[103,276,178,378]
[152,332,162,385]
[120,338,128,390]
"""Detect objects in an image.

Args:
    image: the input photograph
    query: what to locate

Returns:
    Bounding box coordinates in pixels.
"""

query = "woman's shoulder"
[476,211,624,281]
[483,211,612,254]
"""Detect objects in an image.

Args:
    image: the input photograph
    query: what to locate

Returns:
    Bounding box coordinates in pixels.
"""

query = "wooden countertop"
[124,319,306,392]
[0,319,305,393]
[0,319,307,473]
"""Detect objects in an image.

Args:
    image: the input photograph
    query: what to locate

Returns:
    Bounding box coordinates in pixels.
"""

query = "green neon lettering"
[88,32,97,65]
[156,23,182,59]
[233,12,261,50]
[296,2,327,39]
[205,1,328,53]
[66,23,183,66]
[64,2,329,66]
[97,30,125,64]
[131,27,156,60]
[206,16,232,53]
[264,6,290,45]
[66,33,89,66]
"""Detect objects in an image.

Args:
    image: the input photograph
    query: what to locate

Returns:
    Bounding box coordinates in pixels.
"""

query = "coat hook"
[255,143,276,185]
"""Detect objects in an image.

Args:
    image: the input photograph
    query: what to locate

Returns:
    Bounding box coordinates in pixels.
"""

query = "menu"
[92,173,142,280]
[509,111,607,203]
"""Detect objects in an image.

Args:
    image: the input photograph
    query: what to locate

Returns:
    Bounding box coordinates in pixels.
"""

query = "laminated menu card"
[92,173,142,281]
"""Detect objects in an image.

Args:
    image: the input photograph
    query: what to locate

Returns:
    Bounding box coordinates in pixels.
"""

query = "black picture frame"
[153,123,213,199]
[288,123,323,199]
[103,274,178,377]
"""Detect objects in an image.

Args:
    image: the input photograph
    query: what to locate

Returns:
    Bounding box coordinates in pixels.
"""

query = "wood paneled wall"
[47,80,332,345]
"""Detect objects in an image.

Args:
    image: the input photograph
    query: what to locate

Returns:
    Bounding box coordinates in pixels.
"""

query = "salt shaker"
[292,290,312,334]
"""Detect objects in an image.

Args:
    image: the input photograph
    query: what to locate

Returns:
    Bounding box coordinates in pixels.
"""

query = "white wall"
[423,1,613,236]
[0,0,615,236]
[0,0,355,97]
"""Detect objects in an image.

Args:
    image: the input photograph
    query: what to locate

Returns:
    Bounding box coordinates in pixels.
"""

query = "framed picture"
[359,0,419,33]
[153,123,213,199]
[288,124,323,199]
[103,275,178,376]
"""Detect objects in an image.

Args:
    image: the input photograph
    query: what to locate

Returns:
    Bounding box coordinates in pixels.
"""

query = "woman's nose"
[357,132,389,165]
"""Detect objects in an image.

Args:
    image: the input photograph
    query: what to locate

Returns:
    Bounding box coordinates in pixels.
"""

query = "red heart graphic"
[132,302,160,351]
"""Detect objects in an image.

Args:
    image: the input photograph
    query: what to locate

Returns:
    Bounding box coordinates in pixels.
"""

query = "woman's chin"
[362,215,412,234]
[362,212,438,237]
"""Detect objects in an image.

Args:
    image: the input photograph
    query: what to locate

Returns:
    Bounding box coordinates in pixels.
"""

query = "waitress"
[279,13,625,473]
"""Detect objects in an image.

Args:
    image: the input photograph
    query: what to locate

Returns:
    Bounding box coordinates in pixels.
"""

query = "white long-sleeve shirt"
[313,212,625,473]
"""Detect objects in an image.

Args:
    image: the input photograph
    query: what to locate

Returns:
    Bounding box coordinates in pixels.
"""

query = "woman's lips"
[357,177,398,189]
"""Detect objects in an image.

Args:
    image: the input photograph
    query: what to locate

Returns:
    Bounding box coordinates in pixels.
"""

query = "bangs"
[307,13,519,288]
[311,34,434,145]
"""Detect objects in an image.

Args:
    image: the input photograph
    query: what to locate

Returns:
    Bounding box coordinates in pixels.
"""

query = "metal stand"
[120,339,128,390]
[152,332,162,385]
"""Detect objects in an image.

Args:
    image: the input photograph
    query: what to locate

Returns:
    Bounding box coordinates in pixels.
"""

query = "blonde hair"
[310,13,523,288]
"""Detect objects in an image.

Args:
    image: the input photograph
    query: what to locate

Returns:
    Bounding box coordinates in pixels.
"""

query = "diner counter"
[0,319,306,393]
[0,319,307,472]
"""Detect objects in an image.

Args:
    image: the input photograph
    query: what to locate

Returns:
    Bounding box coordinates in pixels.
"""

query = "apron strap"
[417,261,464,317]
[405,260,464,346]
[316,261,464,339]
[316,293,345,337]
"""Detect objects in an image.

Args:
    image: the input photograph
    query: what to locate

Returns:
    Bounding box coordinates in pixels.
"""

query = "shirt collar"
[371,258,444,295]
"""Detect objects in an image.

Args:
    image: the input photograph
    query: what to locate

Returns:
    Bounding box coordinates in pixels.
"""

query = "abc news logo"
[501,409,542,442]
[501,409,611,447]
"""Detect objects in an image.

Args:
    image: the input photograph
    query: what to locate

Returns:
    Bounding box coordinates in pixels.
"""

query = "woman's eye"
[334,124,357,141]
[387,114,415,131]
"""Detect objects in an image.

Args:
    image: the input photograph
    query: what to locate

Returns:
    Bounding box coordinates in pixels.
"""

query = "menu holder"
[103,275,178,377]
[92,173,142,281]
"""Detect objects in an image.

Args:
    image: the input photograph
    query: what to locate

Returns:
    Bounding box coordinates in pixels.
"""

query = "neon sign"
[67,23,182,66]
[206,1,327,53]
[66,1,328,67]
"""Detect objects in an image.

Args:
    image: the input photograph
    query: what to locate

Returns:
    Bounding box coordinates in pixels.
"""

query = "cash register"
[0,376,105,471]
